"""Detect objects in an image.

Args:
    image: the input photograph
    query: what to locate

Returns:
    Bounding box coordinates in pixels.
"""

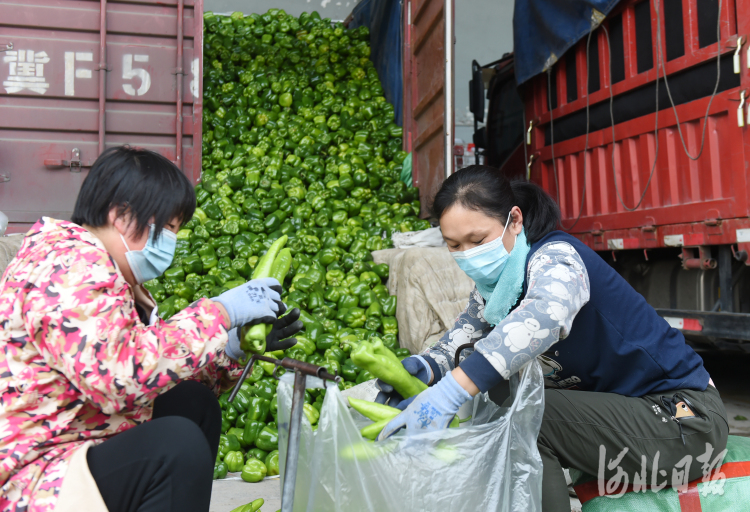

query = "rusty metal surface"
[0,0,203,233]
[403,0,453,215]
[518,0,750,258]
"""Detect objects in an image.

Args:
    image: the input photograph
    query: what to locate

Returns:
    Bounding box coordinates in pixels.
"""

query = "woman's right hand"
[374,355,433,408]
[212,277,284,330]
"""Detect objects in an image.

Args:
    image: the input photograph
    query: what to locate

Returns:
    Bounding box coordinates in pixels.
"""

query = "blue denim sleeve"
[466,241,590,385]
[419,288,491,383]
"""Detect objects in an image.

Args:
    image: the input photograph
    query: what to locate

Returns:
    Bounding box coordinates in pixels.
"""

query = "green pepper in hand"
[350,337,427,399]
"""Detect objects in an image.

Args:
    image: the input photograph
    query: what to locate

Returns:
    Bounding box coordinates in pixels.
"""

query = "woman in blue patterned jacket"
[377,165,728,512]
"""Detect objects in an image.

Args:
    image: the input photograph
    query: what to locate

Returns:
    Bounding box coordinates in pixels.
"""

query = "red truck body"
[0,0,204,234]
[524,0,749,256]
[508,0,750,346]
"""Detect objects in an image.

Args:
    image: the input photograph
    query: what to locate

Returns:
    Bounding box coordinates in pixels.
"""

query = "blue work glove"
[223,308,303,362]
[377,372,471,441]
[212,277,283,330]
[224,327,245,361]
[374,355,432,408]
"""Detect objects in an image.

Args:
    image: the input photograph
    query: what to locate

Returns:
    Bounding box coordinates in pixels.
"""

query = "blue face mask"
[450,213,516,287]
[120,224,176,284]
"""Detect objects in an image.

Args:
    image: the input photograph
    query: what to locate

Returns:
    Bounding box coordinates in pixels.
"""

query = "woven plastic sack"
[0,234,24,278]
[574,435,750,511]
[278,359,545,512]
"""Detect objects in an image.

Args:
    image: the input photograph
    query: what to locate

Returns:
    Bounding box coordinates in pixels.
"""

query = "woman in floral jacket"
[0,147,300,512]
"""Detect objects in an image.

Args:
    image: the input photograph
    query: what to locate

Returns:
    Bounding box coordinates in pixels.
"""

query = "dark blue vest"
[525,231,709,396]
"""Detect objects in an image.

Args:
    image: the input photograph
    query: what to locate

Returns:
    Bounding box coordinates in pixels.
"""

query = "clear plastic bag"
[278,359,545,511]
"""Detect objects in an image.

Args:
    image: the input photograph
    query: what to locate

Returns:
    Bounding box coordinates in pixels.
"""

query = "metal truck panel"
[0,0,203,233]
[403,0,453,214]
[523,0,750,255]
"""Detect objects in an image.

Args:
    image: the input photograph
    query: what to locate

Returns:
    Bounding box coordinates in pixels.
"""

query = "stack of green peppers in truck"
[142,9,431,481]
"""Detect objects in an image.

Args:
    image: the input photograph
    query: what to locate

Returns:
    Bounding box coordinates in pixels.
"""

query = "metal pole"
[98,0,107,156]
[174,0,184,169]
[719,245,734,312]
[443,0,453,179]
[281,370,307,512]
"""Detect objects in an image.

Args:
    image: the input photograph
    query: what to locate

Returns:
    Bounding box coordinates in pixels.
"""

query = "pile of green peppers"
[144,9,429,481]
[214,379,281,481]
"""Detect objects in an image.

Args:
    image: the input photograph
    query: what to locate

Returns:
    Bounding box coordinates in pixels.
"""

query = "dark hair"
[72,146,196,240]
[431,165,560,245]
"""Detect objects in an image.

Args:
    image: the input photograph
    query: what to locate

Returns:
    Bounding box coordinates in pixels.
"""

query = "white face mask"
[120,224,176,284]
[450,213,516,286]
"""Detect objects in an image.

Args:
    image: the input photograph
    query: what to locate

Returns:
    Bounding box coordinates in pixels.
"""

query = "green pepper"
[255,425,279,451]
[225,450,245,472]
[231,257,251,278]
[235,412,247,429]
[214,460,228,480]
[241,459,267,483]
[295,335,316,356]
[338,293,359,309]
[230,389,252,414]
[324,345,345,363]
[394,348,411,360]
[372,284,389,301]
[246,363,264,383]
[223,404,238,425]
[303,403,320,425]
[373,261,390,279]
[364,316,382,332]
[382,316,398,335]
[253,378,276,401]
[359,289,377,308]
[307,290,324,310]
[359,271,380,287]
[219,433,241,459]
[264,450,280,476]
[380,295,397,316]
[315,332,337,351]
[323,286,342,304]
[243,420,265,446]
[382,333,399,351]
[246,396,271,422]
[342,307,366,328]
[229,498,265,512]
[356,369,375,384]
[341,360,359,381]
[228,426,249,448]
[326,269,346,286]
[350,338,426,398]
[358,292,381,320]
[246,448,268,462]
[317,248,338,266]
[163,267,185,283]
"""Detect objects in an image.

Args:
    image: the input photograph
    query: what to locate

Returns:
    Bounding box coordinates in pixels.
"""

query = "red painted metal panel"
[0,0,203,233]
[403,0,453,215]
[519,0,750,253]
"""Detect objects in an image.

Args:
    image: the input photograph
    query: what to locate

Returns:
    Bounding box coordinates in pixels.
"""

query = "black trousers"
[490,381,729,512]
[87,380,223,512]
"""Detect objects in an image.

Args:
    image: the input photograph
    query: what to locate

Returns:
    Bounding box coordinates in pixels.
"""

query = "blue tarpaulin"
[349,0,403,126]
[513,0,621,85]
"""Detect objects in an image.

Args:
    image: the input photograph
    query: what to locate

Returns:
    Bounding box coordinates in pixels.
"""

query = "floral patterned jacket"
[0,218,240,512]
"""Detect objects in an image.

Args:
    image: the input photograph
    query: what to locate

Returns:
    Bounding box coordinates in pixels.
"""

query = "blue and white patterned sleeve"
[462,241,590,388]
[419,288,492,382]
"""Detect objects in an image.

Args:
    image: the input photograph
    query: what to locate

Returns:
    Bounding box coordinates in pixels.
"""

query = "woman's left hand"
[224,308,303,361]
[377,372,472,440]
[265,308,303,352]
